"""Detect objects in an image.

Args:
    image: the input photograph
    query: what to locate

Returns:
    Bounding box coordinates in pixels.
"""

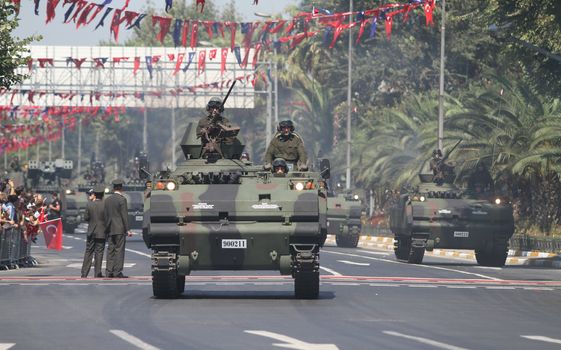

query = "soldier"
[104,179,132,278]
[272,158,289,175]
[468,163,494,194]
[196,97,237,155]
[81,185,107,278]
[47,191,61,220]
[264,120,308,171]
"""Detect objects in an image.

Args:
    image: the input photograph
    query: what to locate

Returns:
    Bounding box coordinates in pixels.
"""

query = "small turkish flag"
[40,218,63,251]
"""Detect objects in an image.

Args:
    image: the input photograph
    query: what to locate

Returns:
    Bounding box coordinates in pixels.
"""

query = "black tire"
[294,271,320,299]
[177,275,186,294]
[408,246,425,264]
[347,227,360,248]
[335,234,345,247]
[475,240,508,267]
[153,271,180,299]
[394,237,411,260]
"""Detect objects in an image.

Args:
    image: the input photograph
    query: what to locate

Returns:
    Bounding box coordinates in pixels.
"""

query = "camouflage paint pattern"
[390,173,514,266]
[326,193,362,247]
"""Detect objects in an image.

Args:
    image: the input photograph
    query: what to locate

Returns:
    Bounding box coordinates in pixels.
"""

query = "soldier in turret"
[264,120,308,171]
[197,97,237,156]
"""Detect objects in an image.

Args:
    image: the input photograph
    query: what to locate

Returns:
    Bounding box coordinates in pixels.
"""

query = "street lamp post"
[438,0,446,151]
[255,12,277,145]
[345,0,353,190]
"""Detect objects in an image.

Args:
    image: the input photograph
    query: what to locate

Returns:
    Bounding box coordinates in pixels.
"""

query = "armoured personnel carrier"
[389,162,514,267]
[327,192,362,247]
[144,123,329,299]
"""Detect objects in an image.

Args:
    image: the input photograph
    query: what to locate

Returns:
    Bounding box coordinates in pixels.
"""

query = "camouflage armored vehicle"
[143,123,329,299]
[327,192,362,248]
[389,157,514,267]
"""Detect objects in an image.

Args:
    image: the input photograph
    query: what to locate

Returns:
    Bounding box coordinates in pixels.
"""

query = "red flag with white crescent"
[39,218,63,251]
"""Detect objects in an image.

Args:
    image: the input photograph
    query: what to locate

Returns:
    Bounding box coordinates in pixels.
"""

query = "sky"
[13,0,298,46]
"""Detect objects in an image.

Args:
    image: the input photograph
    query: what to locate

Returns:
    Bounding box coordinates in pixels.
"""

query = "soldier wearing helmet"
[196,97,236,149]
[272,158,289,175]
[264,120,308,171]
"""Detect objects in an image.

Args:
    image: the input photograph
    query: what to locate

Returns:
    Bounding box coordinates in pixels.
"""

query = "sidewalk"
[325,235,561,268]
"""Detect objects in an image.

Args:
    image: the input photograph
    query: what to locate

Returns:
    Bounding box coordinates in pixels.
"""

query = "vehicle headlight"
[104,187,110,193]
[420,196,426,202]
[295,182,304,191]
[166,182,176,191]
[495,198,501,205]
[65,189,72,195]
[353,194,359,200]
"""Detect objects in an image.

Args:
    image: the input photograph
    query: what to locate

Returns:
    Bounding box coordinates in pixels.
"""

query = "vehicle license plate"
[222,239,247,249]
[454,231,469,238]
[135,215,143,221]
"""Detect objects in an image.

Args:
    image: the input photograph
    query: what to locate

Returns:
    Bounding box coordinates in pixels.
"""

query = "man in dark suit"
[104,179,132,278]
[81,185,107,278]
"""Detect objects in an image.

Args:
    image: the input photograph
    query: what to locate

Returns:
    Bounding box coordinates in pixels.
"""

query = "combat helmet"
[277,120,295,132]
[272,158,289,174]
[206,97,224,113]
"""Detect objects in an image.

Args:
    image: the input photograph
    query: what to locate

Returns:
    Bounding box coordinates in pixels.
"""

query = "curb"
[325,235,561,268]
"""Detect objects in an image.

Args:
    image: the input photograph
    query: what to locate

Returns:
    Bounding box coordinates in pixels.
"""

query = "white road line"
[319,266,342,276]
[484,286,516,290]
[522,287,554,291]
[383,331,469,350]
[355,250,389,256]
[0,344,15,350]
[521,335,561,345]
[125,248,151,258]
[445,286,477,289]
[407,284,438,288]
[66,262,136,269]
[323,249,501,281]
[337,260,371,266]
[110,330,160,350]
[245,330,339,350]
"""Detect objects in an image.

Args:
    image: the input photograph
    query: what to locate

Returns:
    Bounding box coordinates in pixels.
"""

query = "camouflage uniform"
[264,132,308,170]
[196,115,234,143]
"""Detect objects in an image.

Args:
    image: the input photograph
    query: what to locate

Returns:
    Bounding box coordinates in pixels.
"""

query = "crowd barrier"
[0,226,36,270]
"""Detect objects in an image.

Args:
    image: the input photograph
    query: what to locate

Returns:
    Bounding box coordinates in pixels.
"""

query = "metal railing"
[0,226,36,270]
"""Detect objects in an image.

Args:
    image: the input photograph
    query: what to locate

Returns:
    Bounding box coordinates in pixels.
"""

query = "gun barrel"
[220,81,236,110]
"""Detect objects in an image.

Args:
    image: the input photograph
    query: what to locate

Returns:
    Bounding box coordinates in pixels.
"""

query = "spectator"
[48,192,61,220]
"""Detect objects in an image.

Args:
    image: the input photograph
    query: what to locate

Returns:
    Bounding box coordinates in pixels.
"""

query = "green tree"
[0,1,39,89]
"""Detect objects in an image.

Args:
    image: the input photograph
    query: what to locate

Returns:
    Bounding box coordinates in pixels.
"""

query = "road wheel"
[408,246,425,264]
[294,271,319,299]
[476,239,508,267]
[177,275,186,294]
[394,237,411,260]
[347,227,360,248]
[335,234,346,247]
[152,270,180,299]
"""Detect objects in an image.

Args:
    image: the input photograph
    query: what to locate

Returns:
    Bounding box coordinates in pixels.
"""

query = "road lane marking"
[125,248,151,258]
[319,266,342,276]
[66,263,136,269]
[245,330,339,350]
[110,330,160,350]
[383,331,468,350]
[323,250,501,281]
[0,344,15,350]
[357,250,389,256]
[521,335,561,345]
[337,260,370,266]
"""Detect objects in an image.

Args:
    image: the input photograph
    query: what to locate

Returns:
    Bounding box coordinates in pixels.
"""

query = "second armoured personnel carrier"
[144,123,329,299]
[390,167,515,267]
[326,192,362,247]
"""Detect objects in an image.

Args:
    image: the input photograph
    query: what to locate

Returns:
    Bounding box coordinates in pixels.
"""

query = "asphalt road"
[1,234,560,350]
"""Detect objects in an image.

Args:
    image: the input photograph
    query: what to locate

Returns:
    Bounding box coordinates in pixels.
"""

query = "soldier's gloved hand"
[298,164,308,171]
[263,163,271,171]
